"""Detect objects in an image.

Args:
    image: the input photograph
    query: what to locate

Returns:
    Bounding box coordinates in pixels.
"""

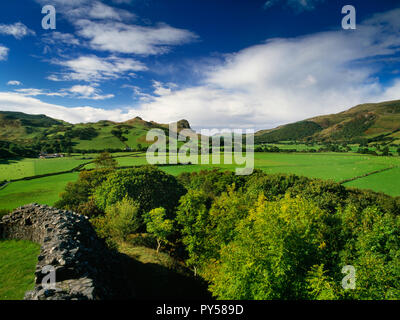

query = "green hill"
[255,100,400,144]
[0,111,191,158]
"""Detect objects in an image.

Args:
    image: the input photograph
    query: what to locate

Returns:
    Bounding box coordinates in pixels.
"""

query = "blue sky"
[0,0,399,130]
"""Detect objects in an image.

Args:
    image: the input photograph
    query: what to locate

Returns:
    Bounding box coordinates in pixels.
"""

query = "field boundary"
[0,152,146,186]
[339,165,399,184]
[0,161,193,191]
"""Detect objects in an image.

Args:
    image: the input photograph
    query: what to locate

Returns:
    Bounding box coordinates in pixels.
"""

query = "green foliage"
[255,121,322,144]
[331,114,376,140]
[144,208,174,253]
[339,205,400,299]
[176,190,212,274]
[177,169,246,198]
[91,197,141,241]
[65,127,98,140]
[93,152,117,169]
[174,169,400,300]
[306,264,338,300]
[209,195,335,299]
[94,166,186,218]
[55,169,112,215]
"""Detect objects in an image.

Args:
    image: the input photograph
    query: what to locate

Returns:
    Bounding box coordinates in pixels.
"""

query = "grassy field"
[0,172,79,210]
[344,166,400,197]
[253,152,400,182]
[0,152,399,211]
[0,157,90,181]
[0,240,40,300]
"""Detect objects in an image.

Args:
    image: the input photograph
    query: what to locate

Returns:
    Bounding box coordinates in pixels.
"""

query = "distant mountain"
[255,100,400,144]
[0,111,192,156]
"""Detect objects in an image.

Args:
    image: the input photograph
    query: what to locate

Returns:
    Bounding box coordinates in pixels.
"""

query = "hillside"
[255,100,400,144]
[0,111,191,157]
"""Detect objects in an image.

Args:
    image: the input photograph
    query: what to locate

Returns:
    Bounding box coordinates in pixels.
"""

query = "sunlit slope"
[256,99,400,143]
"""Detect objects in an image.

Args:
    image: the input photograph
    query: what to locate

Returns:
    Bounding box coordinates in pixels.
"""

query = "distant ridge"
[255,99,400,144]
[0,111,192,154]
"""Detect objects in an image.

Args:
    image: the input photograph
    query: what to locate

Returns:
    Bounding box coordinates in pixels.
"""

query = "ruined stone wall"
[0,204,129,300]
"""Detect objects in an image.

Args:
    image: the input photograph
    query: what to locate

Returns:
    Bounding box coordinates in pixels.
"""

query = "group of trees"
[254,142,400,156]
[55,166,400,300]
[0,141,38,158]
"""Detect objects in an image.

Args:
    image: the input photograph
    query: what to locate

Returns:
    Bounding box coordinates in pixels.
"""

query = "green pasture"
[0,157,89,181]
[253,152,400,182]
[0,240,40,300]
[0,152,399,211]
[343,167,400,197]
[0,172,79,210]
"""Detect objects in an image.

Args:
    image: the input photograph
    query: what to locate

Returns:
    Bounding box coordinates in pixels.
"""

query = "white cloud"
[0,22,35,39]
[65,85,115,100]
[264,0,325,12]
[131,8,400,130]
[35,0,196,56]
[0,92,130,123]
[75,19,197,55]
[0,45,9,60]
[49,55,147,82]
[111,0,133,4]
[7,80,22,86]
[35,0,135,22]
[12,85,114,101]
[42,32,80,46]
[14,88,66,97]
[2,7,400,131]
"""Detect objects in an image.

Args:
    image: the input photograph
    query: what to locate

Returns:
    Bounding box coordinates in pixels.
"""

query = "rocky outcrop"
[0,204,130,300]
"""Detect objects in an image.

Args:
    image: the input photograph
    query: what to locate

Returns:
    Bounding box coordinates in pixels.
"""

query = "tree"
[92,197,141,241]
[176,190,212,276]
[209,194,335,299]
[144,208,174,253]
[55,168,112,215]
[381,146,390,156]
[94,166,186,222]
[94,152,117,169]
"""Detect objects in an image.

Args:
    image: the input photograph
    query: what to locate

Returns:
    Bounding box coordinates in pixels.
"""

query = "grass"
[252,152,400,182]
[0,172,79,210]
[343,166,400,197]
[0,157,89,181]
[0,240,40,300]
[0,152,399,211]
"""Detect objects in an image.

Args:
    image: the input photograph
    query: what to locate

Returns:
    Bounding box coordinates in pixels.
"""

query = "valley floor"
[0,151,399,211]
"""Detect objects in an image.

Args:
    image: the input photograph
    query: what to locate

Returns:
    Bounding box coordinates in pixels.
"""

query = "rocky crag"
[0,204,131,300]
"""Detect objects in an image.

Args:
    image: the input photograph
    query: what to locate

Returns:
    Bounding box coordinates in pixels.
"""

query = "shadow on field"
[118,252,212,300]
[0,159,20,165]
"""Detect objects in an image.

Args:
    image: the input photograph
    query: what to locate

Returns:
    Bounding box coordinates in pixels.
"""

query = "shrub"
[55,168,112,214]
[94,166,186,219]
[91,197,141,241]
[144,208,174,253]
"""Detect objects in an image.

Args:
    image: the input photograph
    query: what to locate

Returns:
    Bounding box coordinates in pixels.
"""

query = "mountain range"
[1,99,400,157]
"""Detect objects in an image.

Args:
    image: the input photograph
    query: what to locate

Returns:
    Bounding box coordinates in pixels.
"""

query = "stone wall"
[0,204,130,300]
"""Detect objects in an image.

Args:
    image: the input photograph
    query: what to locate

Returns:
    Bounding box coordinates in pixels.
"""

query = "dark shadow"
[0,158,21,165]
[118,252,213,300]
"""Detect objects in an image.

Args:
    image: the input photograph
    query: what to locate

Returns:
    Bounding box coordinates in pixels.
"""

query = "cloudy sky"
[0,0,399,130]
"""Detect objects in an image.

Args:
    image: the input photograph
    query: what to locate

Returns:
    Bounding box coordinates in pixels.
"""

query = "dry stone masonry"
[0,204,129,300]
